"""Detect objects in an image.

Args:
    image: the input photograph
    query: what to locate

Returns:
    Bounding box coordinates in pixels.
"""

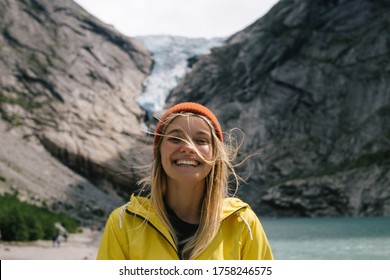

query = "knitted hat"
[154,102,223,154]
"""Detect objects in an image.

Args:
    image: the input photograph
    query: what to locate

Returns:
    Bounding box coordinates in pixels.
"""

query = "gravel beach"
[0,227,103,260]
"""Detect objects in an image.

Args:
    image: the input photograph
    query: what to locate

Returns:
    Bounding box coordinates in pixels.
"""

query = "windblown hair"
[138,112,242,259]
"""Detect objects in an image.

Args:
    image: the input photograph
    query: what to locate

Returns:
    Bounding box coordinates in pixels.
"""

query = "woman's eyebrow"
[194,130,211,137]
[166,128,211,136]
[165,128,184,135]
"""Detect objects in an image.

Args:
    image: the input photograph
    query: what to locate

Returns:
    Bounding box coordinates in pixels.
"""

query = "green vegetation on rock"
[0,193,80,241]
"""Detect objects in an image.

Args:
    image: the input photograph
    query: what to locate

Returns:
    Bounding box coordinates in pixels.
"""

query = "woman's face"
[160,115,214,186]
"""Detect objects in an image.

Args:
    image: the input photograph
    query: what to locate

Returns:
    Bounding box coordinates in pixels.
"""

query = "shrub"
[0,193,79,241]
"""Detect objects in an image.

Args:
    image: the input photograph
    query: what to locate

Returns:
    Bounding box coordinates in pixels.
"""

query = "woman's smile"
[174,159,200,167]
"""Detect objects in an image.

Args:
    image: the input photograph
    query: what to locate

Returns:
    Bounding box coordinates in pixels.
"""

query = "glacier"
[135,35,224,114]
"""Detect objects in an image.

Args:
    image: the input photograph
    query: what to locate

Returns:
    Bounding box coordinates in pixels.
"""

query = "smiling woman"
[96,102,273,260]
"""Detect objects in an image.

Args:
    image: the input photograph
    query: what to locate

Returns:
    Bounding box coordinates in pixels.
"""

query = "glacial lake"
[261,216,390,260]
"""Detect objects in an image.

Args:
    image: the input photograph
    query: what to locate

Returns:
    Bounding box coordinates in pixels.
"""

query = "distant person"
[63,232,68,242]
[97,102,273,260]
[52,234,57,247]
[52,233,61,247]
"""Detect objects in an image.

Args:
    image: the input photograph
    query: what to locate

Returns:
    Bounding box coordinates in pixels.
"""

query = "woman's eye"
[194,138,209,145]
[167,136,181,143]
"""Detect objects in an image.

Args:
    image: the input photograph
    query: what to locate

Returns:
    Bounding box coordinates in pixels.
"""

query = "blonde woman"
[97,102,273,260]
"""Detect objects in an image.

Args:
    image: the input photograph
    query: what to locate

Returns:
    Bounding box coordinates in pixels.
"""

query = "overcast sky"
[74,0,279,38]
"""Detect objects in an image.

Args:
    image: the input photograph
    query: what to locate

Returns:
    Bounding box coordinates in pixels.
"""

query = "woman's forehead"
[165,115,212,135]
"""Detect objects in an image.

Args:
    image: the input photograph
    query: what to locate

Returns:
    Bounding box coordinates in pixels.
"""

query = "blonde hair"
[138,112,242,259]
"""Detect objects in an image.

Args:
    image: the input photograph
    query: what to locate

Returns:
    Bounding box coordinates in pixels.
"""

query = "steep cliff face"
[0,0,152,221]
[168,0,390,216]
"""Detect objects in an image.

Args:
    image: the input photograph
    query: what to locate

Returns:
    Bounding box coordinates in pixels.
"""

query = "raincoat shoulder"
[97,194,178,260]
[196,197,273,260]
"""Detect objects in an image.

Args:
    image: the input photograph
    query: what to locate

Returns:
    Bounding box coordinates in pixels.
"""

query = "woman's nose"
[180,140,195,153]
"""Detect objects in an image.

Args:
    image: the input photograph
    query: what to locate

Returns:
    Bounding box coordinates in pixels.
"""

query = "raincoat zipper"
[125,209,181,260]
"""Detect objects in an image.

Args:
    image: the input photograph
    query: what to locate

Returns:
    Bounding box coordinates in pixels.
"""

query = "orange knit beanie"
[154,102,223,155]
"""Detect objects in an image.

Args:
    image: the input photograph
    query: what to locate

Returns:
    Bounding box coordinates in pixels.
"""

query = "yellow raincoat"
[97,194,273,260]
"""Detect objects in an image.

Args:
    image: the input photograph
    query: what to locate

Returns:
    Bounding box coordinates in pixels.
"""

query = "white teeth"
[175,160,199,166]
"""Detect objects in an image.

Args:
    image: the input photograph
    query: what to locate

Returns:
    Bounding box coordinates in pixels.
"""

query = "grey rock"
[0,119,122,225]
[0,0,152,222]
[168,0,390,216]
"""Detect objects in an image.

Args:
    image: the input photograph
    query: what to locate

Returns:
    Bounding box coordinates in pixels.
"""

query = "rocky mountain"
[1,0,389,223]
[168,0,390,217]
[0,0,152,224]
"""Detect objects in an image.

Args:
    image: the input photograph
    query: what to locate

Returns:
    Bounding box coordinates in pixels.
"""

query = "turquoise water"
[261,217,390,260]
